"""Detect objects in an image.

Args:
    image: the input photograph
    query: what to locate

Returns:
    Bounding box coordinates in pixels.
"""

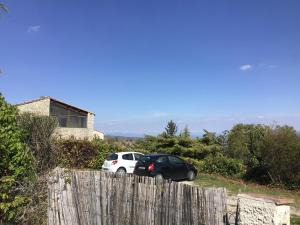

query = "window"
[156,156,168,164]
[168,156,184,164]
[134,153,143,161]
[107,153,118,161]
[50,101,87,128]
[122,154,133,160]
[139,156,151,163]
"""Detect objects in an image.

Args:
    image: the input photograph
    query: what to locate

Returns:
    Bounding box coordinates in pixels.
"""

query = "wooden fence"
[48,168,228,225]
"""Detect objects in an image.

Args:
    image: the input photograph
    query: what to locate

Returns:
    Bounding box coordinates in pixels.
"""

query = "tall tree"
[181,126,191,138]
[201,129,217,145]
[164,120,178,137]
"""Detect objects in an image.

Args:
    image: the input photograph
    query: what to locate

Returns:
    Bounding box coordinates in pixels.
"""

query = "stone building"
[16,96,104,140]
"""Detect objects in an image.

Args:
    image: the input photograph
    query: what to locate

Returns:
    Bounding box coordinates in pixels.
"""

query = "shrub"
[182,157,205,172]
[53,138,127,169]
[202,154,245,178]
[0,94,34,223]
[261,126,300,189]
[17,112,58,173]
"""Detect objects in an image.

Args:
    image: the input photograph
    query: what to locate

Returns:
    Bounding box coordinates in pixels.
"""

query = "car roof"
[144,153,170,157]
[114,152,143,155]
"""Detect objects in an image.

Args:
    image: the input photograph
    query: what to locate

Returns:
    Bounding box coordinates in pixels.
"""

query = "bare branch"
[0,3,8,13]
[0,3,8,12]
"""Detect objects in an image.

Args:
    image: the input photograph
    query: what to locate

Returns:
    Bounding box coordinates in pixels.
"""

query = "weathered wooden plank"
[48,168,228,225]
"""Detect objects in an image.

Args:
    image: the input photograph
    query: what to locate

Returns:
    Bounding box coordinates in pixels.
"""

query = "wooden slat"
[48,168,228,225]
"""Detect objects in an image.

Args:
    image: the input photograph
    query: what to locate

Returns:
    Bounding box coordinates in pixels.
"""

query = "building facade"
[16,96,104,140]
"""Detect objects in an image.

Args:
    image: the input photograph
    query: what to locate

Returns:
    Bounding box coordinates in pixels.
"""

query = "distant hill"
[105,135,143,141]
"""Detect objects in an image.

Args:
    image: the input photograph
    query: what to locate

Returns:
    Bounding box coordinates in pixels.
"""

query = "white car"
[102,152,144,174]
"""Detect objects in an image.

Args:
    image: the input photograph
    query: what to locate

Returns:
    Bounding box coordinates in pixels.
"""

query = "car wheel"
[116,168,126,175]
[187,170,195,181]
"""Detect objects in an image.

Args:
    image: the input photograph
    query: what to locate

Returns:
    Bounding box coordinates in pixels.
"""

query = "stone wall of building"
[54,128,93,140]
[87,113,94,130]
[54,128,104,140]
[17,98,50,116]
[93,130,104,140]
[237,194,290,225]
[16,98,104,140]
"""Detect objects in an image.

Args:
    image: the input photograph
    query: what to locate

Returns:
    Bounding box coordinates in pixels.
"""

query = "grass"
[291,216,300,225]
[194,173,300,209]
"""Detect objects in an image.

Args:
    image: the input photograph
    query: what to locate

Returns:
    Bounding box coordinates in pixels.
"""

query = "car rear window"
[139,155,151,163]
[122,153,134,160]
[134,153,143,160]
[107,153,118,161]
[168,156,184,164]
[155,156,168,164]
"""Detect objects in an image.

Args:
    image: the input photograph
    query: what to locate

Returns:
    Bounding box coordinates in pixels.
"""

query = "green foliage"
[0,94,34,222]
[180,126,191,138]
[53,138,127,169]
[17,112,58,173]
[226,124,267,163]
[201,129,218,145]
[202,154,245,178]
[163,120,178,137]
[291,216,300,225]
[137,134,222,160]
[182,157,205,172]
[261,125,300,189]
[225,123,300,189]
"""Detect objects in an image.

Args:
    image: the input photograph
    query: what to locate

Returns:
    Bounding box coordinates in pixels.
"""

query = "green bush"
[182,157,205,172]
[202,154,245,178]
[17,112,58,173]
[0,94,34,223]
[53,138,127,169]
[261,126,300,189]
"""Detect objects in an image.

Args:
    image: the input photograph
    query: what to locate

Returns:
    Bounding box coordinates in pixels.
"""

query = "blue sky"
[1,0,300,136]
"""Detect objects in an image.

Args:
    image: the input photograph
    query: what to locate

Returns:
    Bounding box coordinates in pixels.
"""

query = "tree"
[201,129,217,145]
[164,120,178,137]
[261,125,300,188]
[226,124,267,163]
[216,130,229,147]
[181,126,191,138]
[0,93,34,222]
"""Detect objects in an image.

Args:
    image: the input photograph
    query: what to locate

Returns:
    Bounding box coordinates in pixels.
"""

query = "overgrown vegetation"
[53,138,124,169]
[1,93,300,224]
[0,94,34,223]
[135,121,300,189]
[17,113,58,173]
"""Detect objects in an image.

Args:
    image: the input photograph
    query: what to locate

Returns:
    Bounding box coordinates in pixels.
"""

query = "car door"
[167,156,188,180]
[122,153,136,173]
[155,156,171,178]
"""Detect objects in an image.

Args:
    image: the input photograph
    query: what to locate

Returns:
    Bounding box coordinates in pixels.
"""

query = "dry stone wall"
[237,194,290,225]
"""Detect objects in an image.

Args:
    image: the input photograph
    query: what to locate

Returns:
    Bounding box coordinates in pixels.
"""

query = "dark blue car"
[133,153,197,181]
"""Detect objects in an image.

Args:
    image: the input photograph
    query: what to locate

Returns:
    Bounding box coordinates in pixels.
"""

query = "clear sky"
[1,0,300,136]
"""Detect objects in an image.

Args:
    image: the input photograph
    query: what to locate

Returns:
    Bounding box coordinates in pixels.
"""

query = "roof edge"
[15,96,95,115]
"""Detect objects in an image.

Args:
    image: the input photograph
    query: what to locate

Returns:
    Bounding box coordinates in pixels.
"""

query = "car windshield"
[107,153,118,161]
